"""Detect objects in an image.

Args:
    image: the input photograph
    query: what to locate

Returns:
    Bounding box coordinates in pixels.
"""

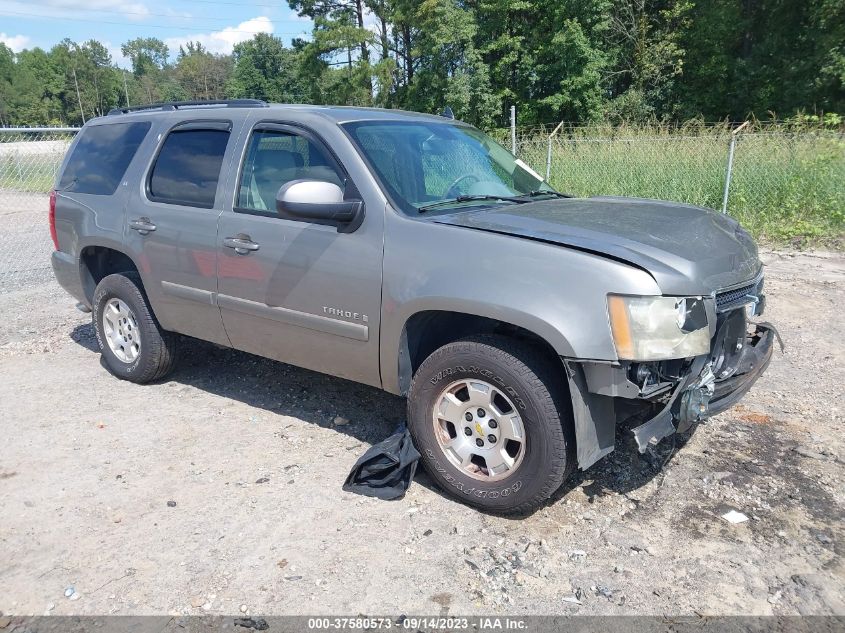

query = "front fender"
[379,214,662,394]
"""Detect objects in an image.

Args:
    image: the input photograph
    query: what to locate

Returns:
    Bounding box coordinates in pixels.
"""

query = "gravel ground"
[0,249,842,617]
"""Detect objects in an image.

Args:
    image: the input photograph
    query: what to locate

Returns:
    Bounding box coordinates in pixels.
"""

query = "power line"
[80,10,267,23]
[0,9,311,35]
[9,5,308,24]
[146,0,304,7]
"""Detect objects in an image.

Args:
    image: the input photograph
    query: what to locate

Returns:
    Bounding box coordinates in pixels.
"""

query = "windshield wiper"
[417,194,528,213]
[55,177,78,193]
[417,189,572,213]
[524,189,573,199]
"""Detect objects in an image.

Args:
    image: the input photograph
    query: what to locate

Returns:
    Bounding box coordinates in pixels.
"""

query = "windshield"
[342,120,554,215]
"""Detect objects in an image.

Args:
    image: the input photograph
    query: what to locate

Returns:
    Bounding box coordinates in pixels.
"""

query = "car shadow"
[541,426,697,514]
[70,323,688,516]
[71,323,404,448]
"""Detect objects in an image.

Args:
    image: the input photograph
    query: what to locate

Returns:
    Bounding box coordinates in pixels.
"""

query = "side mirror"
[275,180,364,232]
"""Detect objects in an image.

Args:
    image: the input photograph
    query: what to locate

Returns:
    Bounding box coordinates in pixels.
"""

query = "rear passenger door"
[123,119,240,346]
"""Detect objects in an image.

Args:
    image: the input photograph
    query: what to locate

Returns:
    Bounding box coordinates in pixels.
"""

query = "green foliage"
[121,37,169,77]
[227,33,308,103]
[175,43,232,101]
[1,0,843,127]
[677,0,845,119]
[535,18,608,122]
[289,0,374,101]
[408,0,499,125]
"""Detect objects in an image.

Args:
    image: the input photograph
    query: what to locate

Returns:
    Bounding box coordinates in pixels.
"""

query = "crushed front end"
[564,274,782,469]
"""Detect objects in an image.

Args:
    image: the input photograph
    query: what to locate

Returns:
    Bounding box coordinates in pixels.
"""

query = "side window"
[236,129,345,214]
[59,122,150,195]
[148,127,230,208]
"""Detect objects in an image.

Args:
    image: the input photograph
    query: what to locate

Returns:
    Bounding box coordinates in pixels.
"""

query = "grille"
[715,277,763,312]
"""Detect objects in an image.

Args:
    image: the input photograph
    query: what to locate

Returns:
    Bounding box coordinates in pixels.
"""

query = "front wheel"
[407,335,574,514]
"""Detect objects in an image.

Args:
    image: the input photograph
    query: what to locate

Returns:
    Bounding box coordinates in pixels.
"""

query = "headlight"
[607,294,711,360]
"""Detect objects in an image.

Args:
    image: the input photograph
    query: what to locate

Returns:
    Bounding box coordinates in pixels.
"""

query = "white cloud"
[0,32,29,52]
[165,16,274,56]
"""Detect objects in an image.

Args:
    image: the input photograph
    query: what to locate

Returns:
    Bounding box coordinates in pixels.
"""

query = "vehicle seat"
[250,149,303,210]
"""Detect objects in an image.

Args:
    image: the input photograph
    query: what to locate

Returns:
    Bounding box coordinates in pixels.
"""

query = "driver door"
[215,122,384,387]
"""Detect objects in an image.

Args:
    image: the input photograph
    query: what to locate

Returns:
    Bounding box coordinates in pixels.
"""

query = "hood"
[432,196,760,295]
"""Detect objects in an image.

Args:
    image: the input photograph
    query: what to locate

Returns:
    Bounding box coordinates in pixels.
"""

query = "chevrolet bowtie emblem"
[475,422,484,436]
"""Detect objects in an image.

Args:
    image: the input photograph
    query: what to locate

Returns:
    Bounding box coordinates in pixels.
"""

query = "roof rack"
[108,99,268,116]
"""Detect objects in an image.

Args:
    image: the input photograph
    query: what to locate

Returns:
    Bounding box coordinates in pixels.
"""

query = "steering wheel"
[445,173,481,198]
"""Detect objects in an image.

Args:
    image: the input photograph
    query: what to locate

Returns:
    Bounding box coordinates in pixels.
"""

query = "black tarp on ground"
[343,425,421,500]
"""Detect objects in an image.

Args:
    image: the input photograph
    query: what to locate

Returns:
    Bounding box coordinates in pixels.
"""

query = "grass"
[0,160,59,193]
[0,133,74,194]
[502,122,845,247]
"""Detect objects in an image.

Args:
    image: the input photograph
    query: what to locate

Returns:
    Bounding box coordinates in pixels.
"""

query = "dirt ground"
[0,250,842,617]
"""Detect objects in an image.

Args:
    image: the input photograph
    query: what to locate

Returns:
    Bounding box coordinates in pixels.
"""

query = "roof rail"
[108,99,268,116]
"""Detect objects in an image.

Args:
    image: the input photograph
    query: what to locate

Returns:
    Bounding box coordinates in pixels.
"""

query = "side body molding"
[161,281,216,306]
[217,294,369,342]
[159,280,369,342]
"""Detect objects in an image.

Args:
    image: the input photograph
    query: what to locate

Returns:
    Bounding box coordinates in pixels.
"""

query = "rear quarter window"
[58,122,151,195]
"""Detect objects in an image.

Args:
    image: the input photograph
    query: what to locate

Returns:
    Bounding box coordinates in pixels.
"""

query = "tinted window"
[59,122,150,195]
[237,130,344,214]
[149,128,230,208]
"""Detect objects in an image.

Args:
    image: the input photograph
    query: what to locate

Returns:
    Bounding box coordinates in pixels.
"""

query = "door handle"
[223,235,260,255]
[130,217,156,235]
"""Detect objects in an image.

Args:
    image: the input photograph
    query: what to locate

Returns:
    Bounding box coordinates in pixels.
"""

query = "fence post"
[721,121,749,213]
[510,105,517,155]
[546,121,565,182]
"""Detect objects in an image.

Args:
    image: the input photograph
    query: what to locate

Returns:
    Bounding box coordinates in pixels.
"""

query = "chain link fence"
[0,128,78,292]
[496,123,845,242]
[0,123,842,294]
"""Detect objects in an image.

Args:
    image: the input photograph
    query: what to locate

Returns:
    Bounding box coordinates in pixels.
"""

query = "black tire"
[92,272,178,383]
[407,334,574,515]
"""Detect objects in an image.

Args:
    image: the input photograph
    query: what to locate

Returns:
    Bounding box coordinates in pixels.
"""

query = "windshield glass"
[342,120,552,215]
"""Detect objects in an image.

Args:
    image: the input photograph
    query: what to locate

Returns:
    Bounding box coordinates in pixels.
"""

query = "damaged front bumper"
[564,315,782,470]
[630,321,779,452]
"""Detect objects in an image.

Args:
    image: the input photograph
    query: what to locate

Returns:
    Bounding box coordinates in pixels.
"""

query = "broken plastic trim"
[631,356,707,452]
[630,322,780,452]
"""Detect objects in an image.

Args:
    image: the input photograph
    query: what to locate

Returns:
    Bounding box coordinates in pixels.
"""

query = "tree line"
[1,0,843,128]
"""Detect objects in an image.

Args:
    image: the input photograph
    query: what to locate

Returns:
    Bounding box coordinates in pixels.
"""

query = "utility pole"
[72,68,86,123]
[123,71,130,107]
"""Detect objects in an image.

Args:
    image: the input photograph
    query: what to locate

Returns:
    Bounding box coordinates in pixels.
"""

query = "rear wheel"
[92,273,177,383]
[407,335,574,514]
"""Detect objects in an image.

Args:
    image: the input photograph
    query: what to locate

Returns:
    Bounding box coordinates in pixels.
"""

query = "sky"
[0,0,315,66]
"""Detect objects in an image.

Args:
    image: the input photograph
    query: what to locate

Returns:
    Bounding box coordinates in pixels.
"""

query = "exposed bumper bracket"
[631,321,779,452]
[631,355,706,452]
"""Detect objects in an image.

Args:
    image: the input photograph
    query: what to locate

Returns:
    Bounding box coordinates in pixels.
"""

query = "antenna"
[441,106,455,120]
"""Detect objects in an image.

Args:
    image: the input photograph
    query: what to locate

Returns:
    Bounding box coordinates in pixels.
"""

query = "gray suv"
[50,100,777,514]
